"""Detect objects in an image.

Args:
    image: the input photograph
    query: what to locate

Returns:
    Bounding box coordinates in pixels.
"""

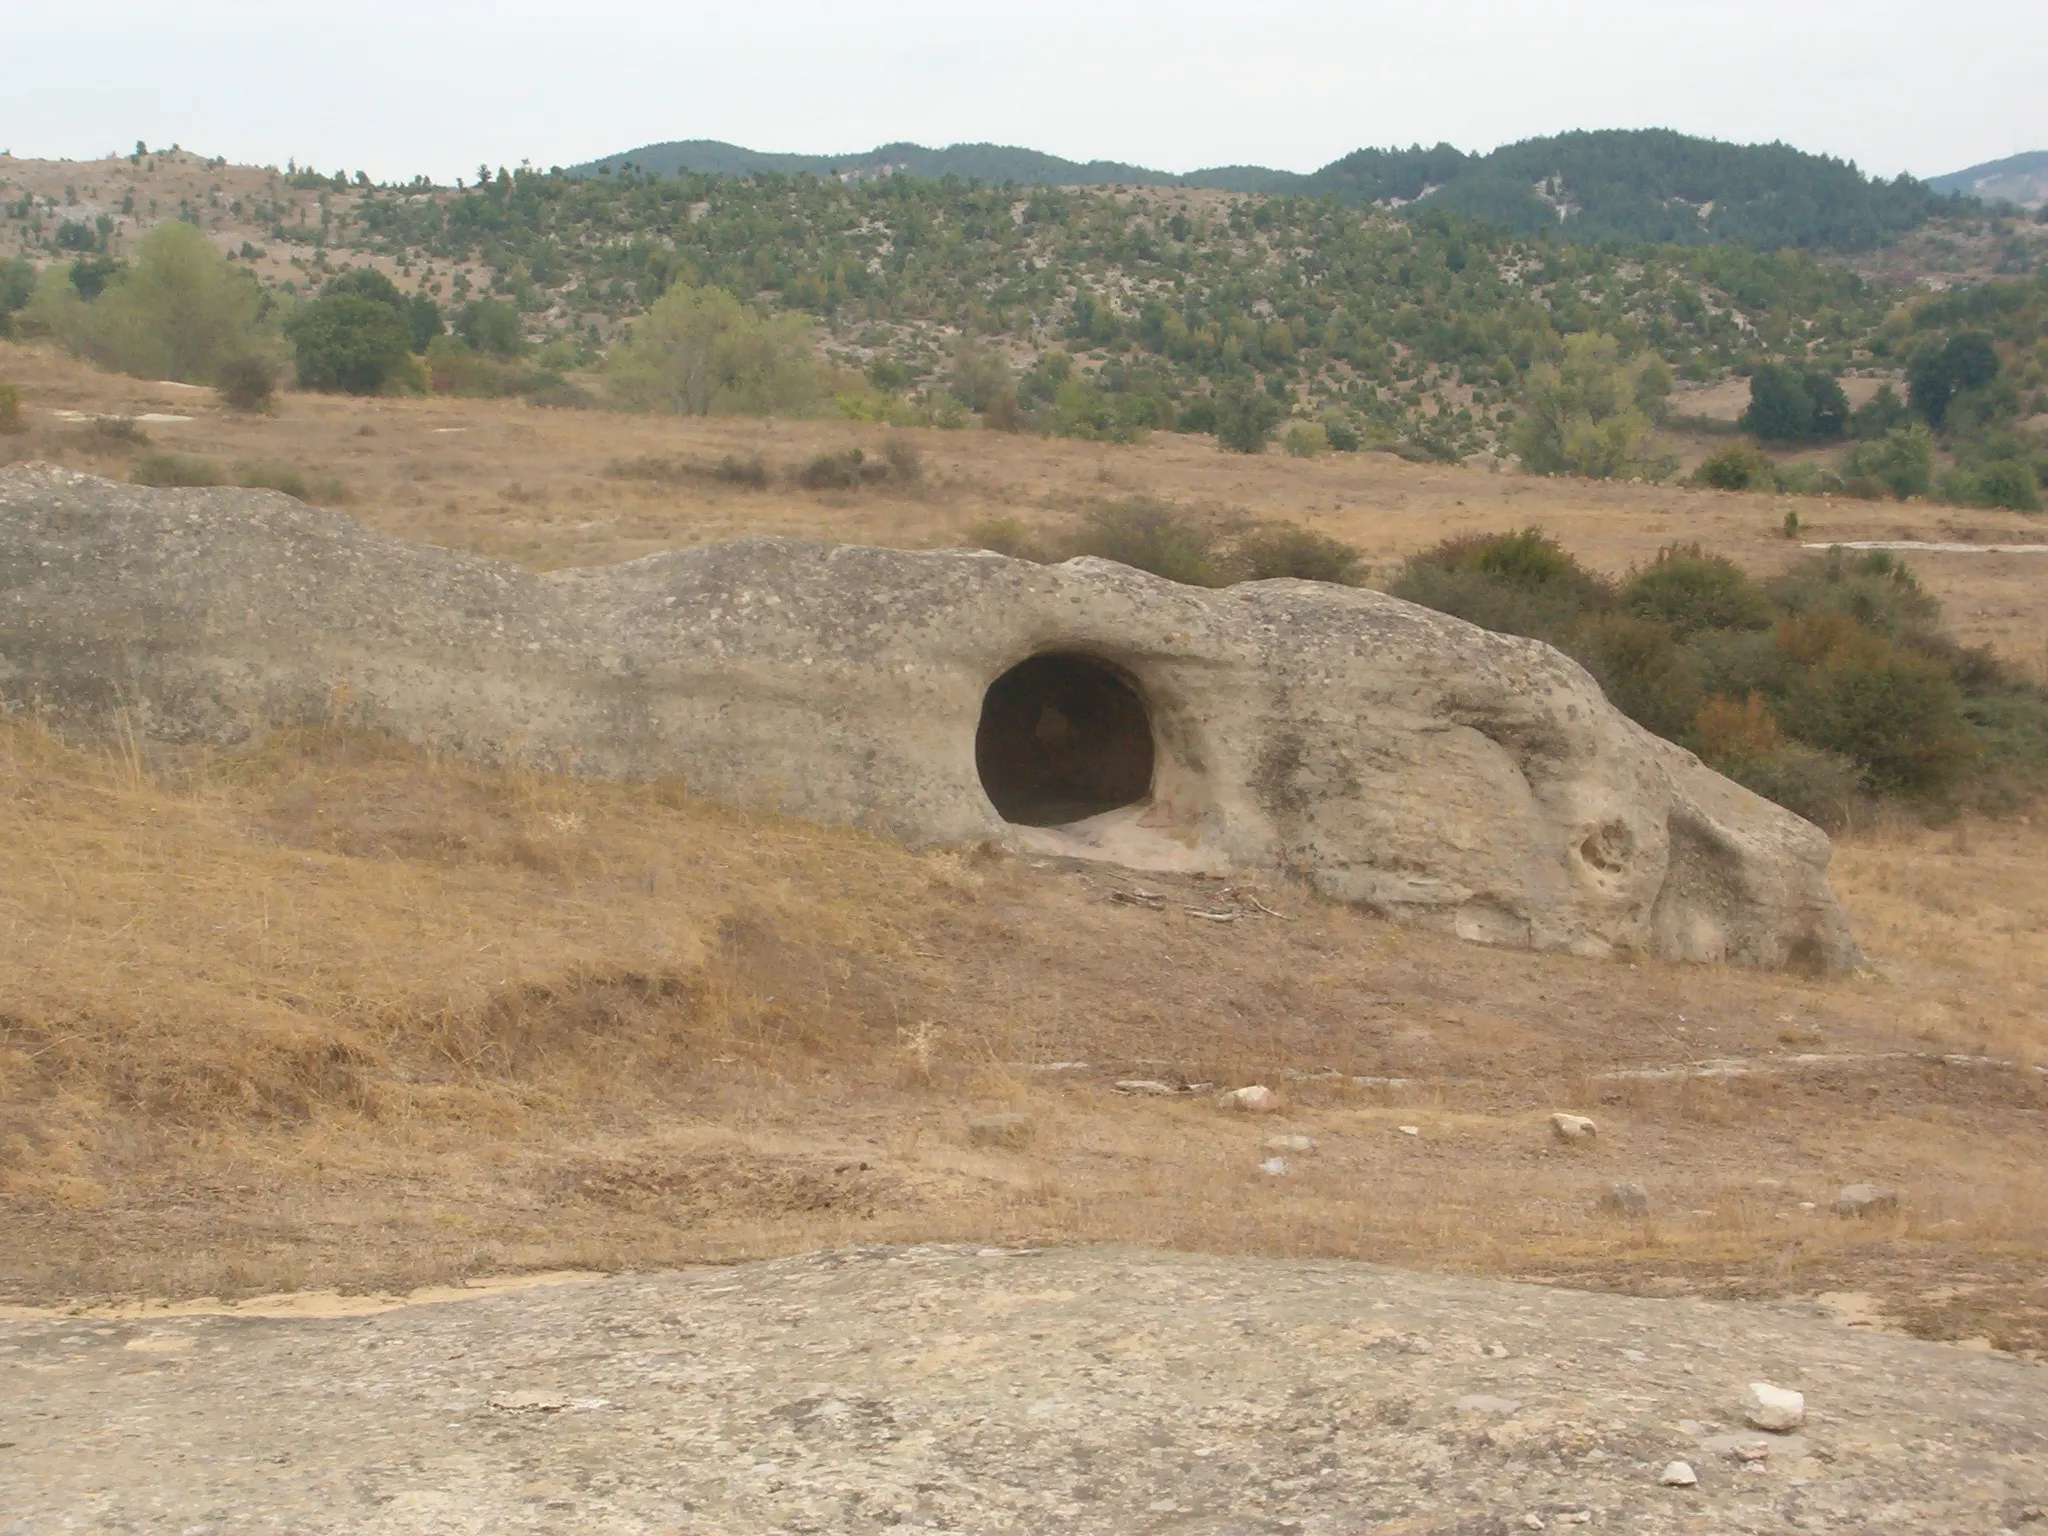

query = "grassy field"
[3,342,2046,1357]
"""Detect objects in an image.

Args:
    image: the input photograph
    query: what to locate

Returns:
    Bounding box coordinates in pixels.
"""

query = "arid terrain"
[2,338,2046,1374]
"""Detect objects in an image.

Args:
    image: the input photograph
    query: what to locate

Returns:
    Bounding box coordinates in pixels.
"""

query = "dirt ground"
[2,343,2045,1363]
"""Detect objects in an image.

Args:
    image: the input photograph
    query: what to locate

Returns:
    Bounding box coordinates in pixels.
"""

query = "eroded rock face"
[0,467,1858,969]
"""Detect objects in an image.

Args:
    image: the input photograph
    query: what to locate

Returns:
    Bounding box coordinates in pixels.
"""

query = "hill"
[1928,150,2048,210]
[571,138,1197,188]
[575,128,1954,250]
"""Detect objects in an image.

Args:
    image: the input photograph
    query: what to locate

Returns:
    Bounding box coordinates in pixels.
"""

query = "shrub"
[606,283,825,417]
[965,514,1041,560]
[1508,332,1666,479]
[1767,548,1941,643]
[1690,442,1777,490]
[1215,384,1283,453]
[1739,364,1847,443]
[0,381,20,434]
[982,391,1028,432]
[286,294,414,394]
[1778,633,1972,796]
[453,298,524,359]
[216,353,277,412]
[1840,423,1934,499]
[1281,423,1328,458]
[132,451,225,487]
[1620,544,1774,637]
[1323,418,1362,453]
[605,453,770,489]
[1941,456,2043,512]
[1694,693,1784,767]
[1728,744,1862,830]
[881,434,923,486]
[1569,613,1703,742]
[1227,523,1366,584]
[1062,499,1225,586]
[90,415,148,446]
[35,222,273,385]
[797,447,866,490]
[1175,397,1220,435]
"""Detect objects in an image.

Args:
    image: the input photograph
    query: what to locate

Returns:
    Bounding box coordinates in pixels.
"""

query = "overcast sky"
[7,0,2044,185]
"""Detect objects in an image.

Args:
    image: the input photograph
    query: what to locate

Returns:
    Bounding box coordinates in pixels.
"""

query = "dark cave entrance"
[975,653,1156,827]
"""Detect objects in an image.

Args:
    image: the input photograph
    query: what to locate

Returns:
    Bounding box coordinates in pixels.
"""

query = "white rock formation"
[0,468,1861,970]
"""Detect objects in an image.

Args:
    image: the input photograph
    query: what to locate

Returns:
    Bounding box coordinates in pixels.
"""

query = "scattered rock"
[1258,1158,1289,1177]
[1743,1381,1806,1431]
[1599,1181,1651,1216]
[1114,1080,1176,1096]
[1215,1085,1278,1113]
[487,1392,569,1413]
[1659,1460,1698,1487]
[1397,1124,1420,1137]
[1481,1341,1510,1358]
[1452,1394,1521,1416]
[1522,1514,1546,1530]
[965,1113,1035,1148]
[1265,1134,1316,1153]
[1550,1112,1598,1144]
[1831,1184,1899,1218]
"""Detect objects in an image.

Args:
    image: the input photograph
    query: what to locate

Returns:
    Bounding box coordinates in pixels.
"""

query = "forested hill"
[574,129,1958,251]
[571,140,1180,188]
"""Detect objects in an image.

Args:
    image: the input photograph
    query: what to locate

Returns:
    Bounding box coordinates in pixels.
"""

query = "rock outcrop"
[0,466,1858,969]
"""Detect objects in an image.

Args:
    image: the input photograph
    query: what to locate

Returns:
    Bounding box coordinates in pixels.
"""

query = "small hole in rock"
[976,653,1155,827]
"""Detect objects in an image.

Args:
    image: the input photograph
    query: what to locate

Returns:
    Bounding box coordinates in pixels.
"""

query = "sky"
[6,0,2045,185]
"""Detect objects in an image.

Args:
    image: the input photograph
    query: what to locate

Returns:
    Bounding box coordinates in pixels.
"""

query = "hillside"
[1929,150,2048,211]
[577,128,1955,251]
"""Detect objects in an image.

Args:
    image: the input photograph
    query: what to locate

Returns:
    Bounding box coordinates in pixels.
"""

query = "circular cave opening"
[975,652,1156,827]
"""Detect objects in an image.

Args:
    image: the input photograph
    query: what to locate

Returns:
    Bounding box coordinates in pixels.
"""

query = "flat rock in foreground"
[0,466,1856,968]
[2,1246,2041,1533]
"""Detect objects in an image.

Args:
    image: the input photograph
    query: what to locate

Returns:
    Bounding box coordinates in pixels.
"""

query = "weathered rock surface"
[2,1245,2042,1533]
[0,467,1859,969]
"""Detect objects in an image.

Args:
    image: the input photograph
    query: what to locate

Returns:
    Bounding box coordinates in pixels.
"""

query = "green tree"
[605,284,824,416]
[454,298,524,358]
[1842,423,1934,499]
[1215,381,1283,453]
[285,294,413,393]
[1907,331,1999,427]
[1508,333,1665,479]
[37,221,273,384]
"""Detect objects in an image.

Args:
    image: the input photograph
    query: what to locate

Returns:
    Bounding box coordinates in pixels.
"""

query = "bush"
[1062,499,1225,586]
[234,462,349,503]
[216,353,277,412]
[1778,629,1972,796]
[132,451,225,487]
[965,514,1042,560]
[286,294,414,394]
[881,434,923,486]
[607,283,825,417]
[1941,456,2043,512]
[1739,364,1847,443]
[605,453,770,489]
[0,382,21,435]
[454,298,524,359]
[32,222,273,385]
[1323,418,1361,453]
[1281,423,1328,458]
[1175,397,1220,435]
[797,447,867,490]
[1839,423,1934,499]
[1227,523,1366,584]
[1620,544,1774,637]
[1690,442,1777,490]
[1215,384,1283,453]
[1508,333,1666,479]
[1390,530,1614,644]
[1728,744,1862,830]
[1767,548,1940,643]
[1569,613,1703,741]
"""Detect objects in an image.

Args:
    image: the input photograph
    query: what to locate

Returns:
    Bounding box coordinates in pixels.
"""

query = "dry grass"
[3,342,2047,1356]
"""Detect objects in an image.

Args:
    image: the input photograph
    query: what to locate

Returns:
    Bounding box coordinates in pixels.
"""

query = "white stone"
[1216,1085,1278,1112]
[1599,1181,1650,1215]
[1831,1183,1899,1217]
[1259,1158,1288,1177]
[1659,1460,1698,1487]
[1743,1381,1806,1431]
[1265,1134,1316,1153]
[1397,1124,1420,1137]
[1550,1112,1598,1144]
[1114,1079,1176,1096]
[1453,1394,1521,1416]
[0,466,1863,974]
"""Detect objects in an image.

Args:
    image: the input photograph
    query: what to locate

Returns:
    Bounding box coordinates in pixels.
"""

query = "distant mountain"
[1927,151,2048,210]
[572,139,1183,188]
[572,129,1958,250]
